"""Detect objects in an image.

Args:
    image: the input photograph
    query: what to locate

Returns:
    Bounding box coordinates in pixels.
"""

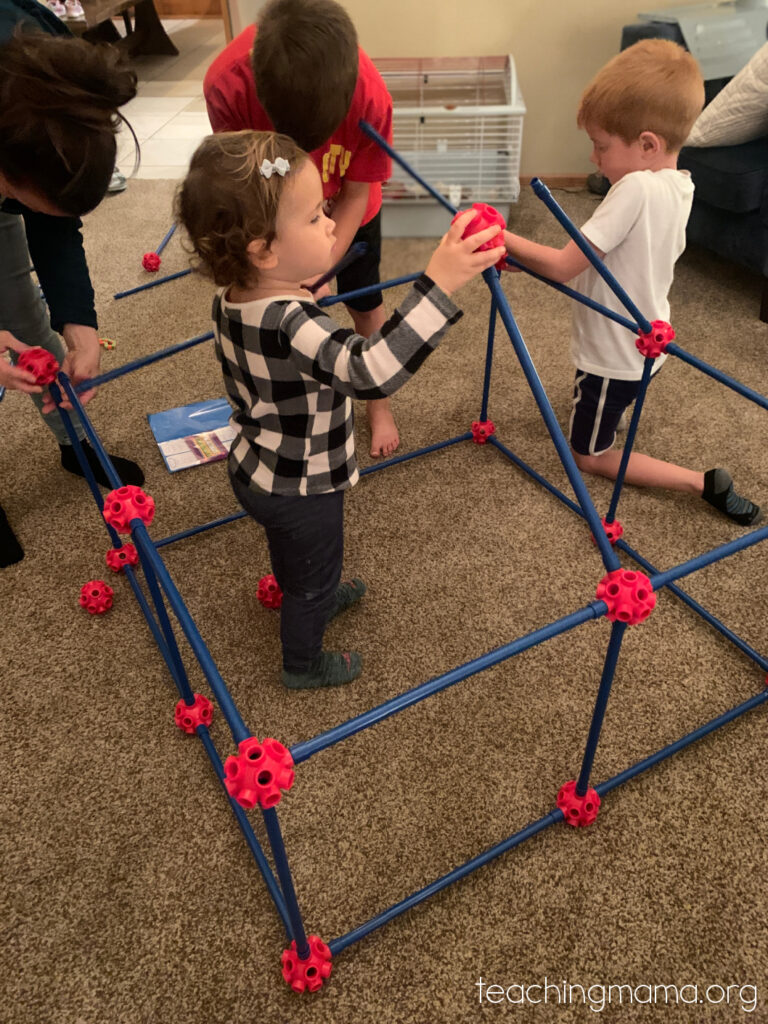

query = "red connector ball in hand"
[636,320,675,359]
[17,347,60,386]
[142,252,162,272]
[557,779,601,827]
[79,579,114,614]
[105,543,139,573]
[103,486,155,534]
[223,736,295,809]
[174,693,214,734]
[451,203,507,269]
[281,935,333,994]
[595,568,656,625]
[257,573,283,609]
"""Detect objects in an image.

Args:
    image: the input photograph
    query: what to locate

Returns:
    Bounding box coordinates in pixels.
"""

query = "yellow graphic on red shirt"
[322,144,351,183]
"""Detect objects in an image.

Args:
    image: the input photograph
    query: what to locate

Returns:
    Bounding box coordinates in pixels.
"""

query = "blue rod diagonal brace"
[502,254,640,333]
[360,120,457,215]
[605,356,654,524]
[650,522,768,592]
[140,555,196,705]
[360,433,472,478]
[196,727,292,938]
[530,178,652,334]
[290,601,605,765]
[263,808,310,957]
[597,686,768,797]
[485,271,621,571]
[75,331,214,394]
[489,434,768,674]
[666,342,768,411]
[155,510,248,549]
[480,296,497,422]
[310,240,368,293]
[575,620,627,795]
[115,267,193,299]
[318,272,422,308]
[155,223,176,256]
[330,808,564,955]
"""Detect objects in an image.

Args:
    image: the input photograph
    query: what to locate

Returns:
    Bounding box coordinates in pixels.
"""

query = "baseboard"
[520,174,589,189]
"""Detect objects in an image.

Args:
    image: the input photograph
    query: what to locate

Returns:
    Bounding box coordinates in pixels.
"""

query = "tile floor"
[117,18,225,179]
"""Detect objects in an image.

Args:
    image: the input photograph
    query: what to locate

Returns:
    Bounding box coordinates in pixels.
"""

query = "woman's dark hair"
[0,33,137,216]
[251,0,358,153]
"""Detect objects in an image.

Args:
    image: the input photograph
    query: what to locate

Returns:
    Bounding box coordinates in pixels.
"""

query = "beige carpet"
[3,180,768,1023]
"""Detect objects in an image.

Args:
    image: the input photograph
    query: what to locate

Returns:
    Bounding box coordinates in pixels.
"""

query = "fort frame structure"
[53,126,768,993]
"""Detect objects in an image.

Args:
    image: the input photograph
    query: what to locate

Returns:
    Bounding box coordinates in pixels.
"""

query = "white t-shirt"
[571,168,694,381]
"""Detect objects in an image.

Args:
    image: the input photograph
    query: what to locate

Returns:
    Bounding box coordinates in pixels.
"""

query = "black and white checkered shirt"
[213,273,462,495]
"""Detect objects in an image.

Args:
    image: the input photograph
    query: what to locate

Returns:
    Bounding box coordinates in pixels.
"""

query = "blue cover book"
[147,398,235,473]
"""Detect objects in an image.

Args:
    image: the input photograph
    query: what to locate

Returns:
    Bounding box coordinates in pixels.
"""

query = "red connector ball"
[103,486,155,534]
[257,573,283,609]
[451,202,507,269]
[105,543,139,573]
[595,568,656,625]
[223,736,295,809]
[142,252,162,272]
[591,517,624,547]
[636,320,675,359]
[174,693,214,734]
[17,347,60,386]
[557,779,601,827]
[281,935,333,994]
[471,419,496,445]
[79,579,114,615]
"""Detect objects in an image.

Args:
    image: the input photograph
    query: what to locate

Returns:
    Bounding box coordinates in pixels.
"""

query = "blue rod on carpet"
[75,332,214,393]
[114,267,193,299]
[666,343,768,411]
[155,223,176,256]
[263,808,310,957]
[576,620,627,795]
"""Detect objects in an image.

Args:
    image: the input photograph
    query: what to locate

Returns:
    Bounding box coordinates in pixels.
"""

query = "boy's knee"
[572,447,599,474]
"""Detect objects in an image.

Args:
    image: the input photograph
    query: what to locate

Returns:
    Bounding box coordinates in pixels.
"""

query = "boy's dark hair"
[251,0,358,153]
[577,39,704,152]
[176,130,308,289]
[0,33,137,216]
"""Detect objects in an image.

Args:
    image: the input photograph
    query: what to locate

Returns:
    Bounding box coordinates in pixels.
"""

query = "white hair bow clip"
[259,157,290,179]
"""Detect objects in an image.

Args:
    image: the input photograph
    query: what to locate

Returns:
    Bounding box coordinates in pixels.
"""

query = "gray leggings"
[0,210,84,443]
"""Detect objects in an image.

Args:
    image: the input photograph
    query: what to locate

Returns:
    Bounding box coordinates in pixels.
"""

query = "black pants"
[232,477,345,671]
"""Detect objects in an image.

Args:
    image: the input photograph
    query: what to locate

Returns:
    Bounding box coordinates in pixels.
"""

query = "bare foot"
[367,398,399,458]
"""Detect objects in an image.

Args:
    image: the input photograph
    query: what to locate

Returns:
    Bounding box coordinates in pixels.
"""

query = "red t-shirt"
[203,27,392,226]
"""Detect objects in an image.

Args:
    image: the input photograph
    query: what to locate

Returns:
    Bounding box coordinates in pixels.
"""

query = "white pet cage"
[372,55,526,237]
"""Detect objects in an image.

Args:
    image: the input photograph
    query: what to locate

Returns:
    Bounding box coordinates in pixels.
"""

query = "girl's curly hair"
[175,130,308,290]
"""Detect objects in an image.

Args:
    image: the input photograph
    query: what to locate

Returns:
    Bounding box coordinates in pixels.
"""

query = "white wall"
[341,0,698,176]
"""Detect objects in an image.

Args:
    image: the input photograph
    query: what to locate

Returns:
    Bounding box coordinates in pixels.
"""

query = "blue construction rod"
[50,382,116,513]
[488,437,583,517]
[114,267,192,300]
[59,375,252,744]
[75,331,214,394]
[575,620,627,795]
[130,521,251,747]
[530,178,652,335]
[330,808,563,955]
[140,555,196,705]
[154,510,248,549]
[596,687,768,798]
[360,120,457,215]
[59,376,124,490]
[121,563,182,676]
[616,538,768,672]
[666,343,768,411]
[502,254,639,333]
[479,296,497,422]
[262,808,310,958]
[155,223,176,256]
[318,272,422,309]
[485,271,620,572]
[650,522,768,592]
[360,433,472,478]
[605,357,654,524]
[490,433,768,673]
[291,601,605,764]
[310,240,368,293]
[196,726,292,938]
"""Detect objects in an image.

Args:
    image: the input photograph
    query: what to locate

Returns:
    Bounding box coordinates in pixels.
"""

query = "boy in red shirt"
[204,0,399,457]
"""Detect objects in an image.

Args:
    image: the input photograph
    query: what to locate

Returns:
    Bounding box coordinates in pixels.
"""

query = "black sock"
[0,505,24,567]
[702,468,761,526]
[60,442,145,488]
